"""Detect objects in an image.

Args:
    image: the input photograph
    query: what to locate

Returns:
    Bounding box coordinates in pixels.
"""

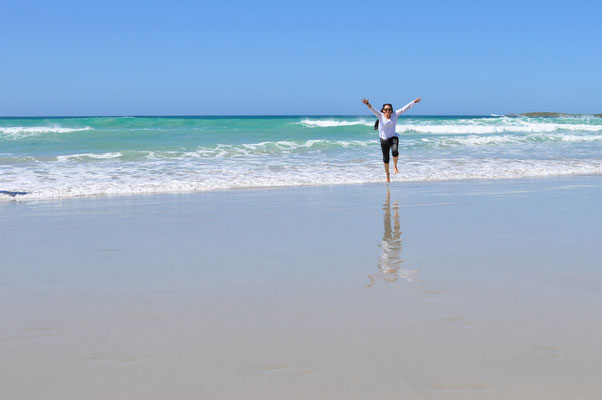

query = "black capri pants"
[380,136,399,164]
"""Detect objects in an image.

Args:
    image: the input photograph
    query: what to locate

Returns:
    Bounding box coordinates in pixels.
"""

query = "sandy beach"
[2,176,602,399]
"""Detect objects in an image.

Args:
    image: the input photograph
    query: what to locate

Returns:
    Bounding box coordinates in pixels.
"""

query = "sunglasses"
[383,108,393,112]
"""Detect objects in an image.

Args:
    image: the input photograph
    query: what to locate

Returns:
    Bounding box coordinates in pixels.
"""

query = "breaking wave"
[0,126,93,140]
[2,157,601,201]
[298,119,373,128]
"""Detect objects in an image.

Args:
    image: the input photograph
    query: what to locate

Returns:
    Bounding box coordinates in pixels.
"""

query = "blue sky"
[1,0,601,116]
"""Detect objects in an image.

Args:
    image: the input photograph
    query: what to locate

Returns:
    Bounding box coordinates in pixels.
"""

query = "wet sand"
[1,176,602,399]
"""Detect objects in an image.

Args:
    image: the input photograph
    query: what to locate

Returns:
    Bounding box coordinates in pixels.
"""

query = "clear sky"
[2,0,601,116]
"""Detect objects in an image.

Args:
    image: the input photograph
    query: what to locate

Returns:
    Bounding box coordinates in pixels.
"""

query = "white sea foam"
[298,119,373,128]
[191,140,377,158]
[296,117,602,134]
[0,126,93,139]
[56,152,123,162]
[2,157,601,201]
[162,134,602,157]
[397,122,602,135]
[16,133,597,166]
[2,116,601,201]
[419,133,602,147]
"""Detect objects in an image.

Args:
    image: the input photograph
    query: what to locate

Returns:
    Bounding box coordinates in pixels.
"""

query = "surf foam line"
[416,133,602,146]
[397,123,602,135]
[39,133,602,163]
[295,118,602,134]
[56,152,123,162]
[2,158,601,201]
[0,126,93,140]
[297,119,373,128]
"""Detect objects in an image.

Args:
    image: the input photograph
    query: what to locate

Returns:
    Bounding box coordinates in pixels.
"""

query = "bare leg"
[384,163,390,183]
[393,156,399,174]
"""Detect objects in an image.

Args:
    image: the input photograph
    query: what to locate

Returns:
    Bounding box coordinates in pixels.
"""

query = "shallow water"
[2,115,601,200]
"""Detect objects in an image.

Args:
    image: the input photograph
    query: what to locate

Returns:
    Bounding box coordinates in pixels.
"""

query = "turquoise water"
[1,115,602,200]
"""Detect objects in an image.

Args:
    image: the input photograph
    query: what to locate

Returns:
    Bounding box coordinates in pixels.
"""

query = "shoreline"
[3,173,602,204]
[3,115,600,203]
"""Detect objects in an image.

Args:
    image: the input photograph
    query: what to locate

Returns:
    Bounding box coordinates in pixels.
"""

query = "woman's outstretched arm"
[362,98,381,117]
[396,97,421,116]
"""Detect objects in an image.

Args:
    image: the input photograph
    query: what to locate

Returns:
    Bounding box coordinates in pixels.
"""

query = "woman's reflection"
[367,190,418,287]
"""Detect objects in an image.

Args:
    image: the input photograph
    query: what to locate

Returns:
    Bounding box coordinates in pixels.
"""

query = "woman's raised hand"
[362,98,371,107]
[414,97,421,103]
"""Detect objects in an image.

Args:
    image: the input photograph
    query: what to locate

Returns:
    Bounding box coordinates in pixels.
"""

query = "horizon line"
[2,113,597,118]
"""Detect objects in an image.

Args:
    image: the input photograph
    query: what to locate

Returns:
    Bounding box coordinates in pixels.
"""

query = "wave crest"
[56,152,123,162]
[0,126,93,140]
[398,122,602,135]
[3,158,601,201]
[298,119,373,128]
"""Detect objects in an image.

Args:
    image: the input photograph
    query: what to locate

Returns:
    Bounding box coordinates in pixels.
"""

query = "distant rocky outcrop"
[506,112,602,117]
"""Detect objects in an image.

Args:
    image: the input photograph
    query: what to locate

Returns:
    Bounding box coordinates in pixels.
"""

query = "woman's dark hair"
[374,103,393,130]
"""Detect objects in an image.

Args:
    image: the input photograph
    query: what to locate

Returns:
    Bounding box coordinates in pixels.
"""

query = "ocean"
[1,115,601,200]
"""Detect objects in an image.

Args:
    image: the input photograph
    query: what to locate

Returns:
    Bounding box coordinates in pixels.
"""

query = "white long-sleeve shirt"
[370,100,416,140]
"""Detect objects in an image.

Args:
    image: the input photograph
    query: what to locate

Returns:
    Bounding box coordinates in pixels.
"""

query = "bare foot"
[394,165,399,174]
[386,177,391,183]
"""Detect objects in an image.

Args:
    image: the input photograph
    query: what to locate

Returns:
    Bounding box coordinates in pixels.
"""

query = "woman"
[362,97,421,182]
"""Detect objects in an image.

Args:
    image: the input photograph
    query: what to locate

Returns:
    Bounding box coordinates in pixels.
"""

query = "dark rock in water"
[0,190,28,197]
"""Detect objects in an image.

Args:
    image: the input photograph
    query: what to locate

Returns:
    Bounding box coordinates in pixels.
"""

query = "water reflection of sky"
[367,190,418,287]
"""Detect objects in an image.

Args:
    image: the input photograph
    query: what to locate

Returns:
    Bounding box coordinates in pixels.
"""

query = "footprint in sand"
[85,351,147,363]
[430,382,490,392]
[444,316,475,328]
[254,363,289,372]
[2,326,57,341]
[532,344,562,358]
[422,289,441,299]
[253,363,313,377]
